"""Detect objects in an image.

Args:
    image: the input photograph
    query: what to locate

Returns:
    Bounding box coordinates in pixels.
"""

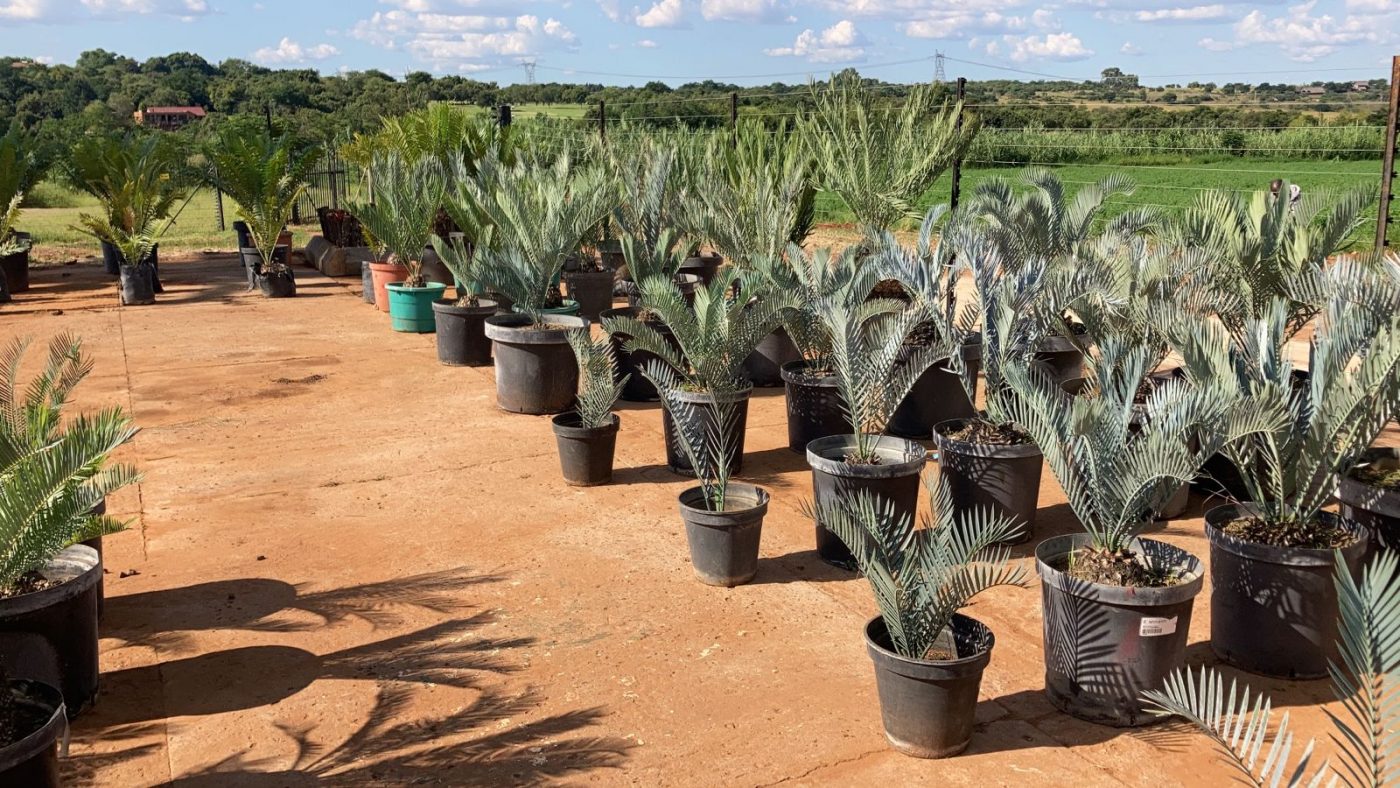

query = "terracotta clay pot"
[368,261,409,313]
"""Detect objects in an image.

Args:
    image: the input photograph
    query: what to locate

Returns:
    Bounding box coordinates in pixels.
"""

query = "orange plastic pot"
[368,261,408,312]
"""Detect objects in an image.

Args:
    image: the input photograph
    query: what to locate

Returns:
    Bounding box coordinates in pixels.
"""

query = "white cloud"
[80,0,209,18]
[1031,8,1059,27]
[2,0,210,21]
[349,9,579,67]
[635,0,685,27]
[1230,0,1394,61]
[1135,4,1229,21]
[993,32,1094,61]
[0,0,49,20]
[700,0,789,22]
[1120,40,1143,54]
[765,18,865,62]
[596,0,624,21]
[637,37,658,46]
[901,11,1028,39]
[1197,36,1236,50]
[1346,0,1396,11]
[252,37,340,65]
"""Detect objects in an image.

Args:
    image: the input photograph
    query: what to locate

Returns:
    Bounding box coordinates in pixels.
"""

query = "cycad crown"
[567,329,627,430]
[205,127,320,275]
[346,151,446,287]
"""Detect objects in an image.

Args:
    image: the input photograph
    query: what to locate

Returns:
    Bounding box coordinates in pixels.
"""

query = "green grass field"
[18,156,1385,263]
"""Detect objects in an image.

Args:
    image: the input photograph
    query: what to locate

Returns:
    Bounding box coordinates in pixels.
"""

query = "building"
[1352,81,1372,92]
[133,106,207,131]
[1297,85,1326,96]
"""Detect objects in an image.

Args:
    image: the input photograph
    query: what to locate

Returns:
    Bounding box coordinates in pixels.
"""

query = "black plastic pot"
[0,679,65,787]
[1034,335,1085,386]
[565,270,615,322]
[483,314,589,415]
[808,435,926,568]
[599,239,625,271]
[432,299,497,367]
[239,247,261,289]
[865,614,993,758]
[0,545,101,716]
[419,243,453,286]
[662,387,752,477]
[119,265,156,306]
[934,418,1042,545]
[84,499,107,620]
[625,273,700,307]
[743,328,802,388]
[1037,533,1203,727]
[0,232,31,293]
[780,361,849,453]
[1339,447,1400,562]
[257,268,297,298]
[1205,503,1367,679]
[678,482,769,586]
[681,252,723,286]
[552,412,620,486]
[233,220,252,249]
[601,306,679,402]
[887,346,980,440]
[103,242,160,287]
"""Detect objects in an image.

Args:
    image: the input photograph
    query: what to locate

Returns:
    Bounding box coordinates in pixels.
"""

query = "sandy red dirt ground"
[3,253,1392,786]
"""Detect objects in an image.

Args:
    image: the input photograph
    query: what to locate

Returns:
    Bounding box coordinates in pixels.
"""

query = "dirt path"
[2,255,1365,786]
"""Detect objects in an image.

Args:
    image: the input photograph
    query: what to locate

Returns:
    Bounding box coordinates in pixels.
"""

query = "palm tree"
[800,72,976,241]
[205,126,321,278]
[346,151,446,288]
[1143,550,1400,787]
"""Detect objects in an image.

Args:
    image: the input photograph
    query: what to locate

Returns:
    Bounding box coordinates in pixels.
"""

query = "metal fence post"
[950,76,967,212]
[213,187,225,232]
[327,155,339,212]
[599,99,607,145]
[1378,55,1399,251]
[497,104,512,128]
[730,91,738,147]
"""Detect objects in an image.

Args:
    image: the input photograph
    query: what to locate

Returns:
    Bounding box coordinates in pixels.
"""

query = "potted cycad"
[206,126,320,298]
[602,231,688,403]
[1143,550,1399,787]
[471,154,613,414]
[661,381,769,587]
[604,269,792,477]
[0,335,139,720]
[744,245,856,452]
[1007,334,1272,727]
[67,134,188,305]
[1341,447,1400,558]
[806,251,940,567]
[1176,297,1400,679]
[552,329,627,486]
[0,125,44,296]
[811,478,1026,758]
[348,153,448,330]
[429,156,499,366]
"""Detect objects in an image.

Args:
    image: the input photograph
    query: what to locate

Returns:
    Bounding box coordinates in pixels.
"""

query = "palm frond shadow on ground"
[172,684,635,787]
[102,566,500,651]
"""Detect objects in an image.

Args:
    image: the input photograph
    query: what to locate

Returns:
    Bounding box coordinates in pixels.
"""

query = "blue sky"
[0,0,1395,87]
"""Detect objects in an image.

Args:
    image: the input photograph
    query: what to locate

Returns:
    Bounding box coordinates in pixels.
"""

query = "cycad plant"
[609,138,686,260]
[969,168,1157,261]
[346,152,446,288]
[66,133,193,279]
[205,126,321,277]
[462,153,614,320]
[811,477,1027,660]
[0,123,44,255]
[743,242,872,371]
[800,72,976,241]
[1143,549,1400,787]
[1167,182,1374,342]
[1,334,141,584]
[567,329,627,430]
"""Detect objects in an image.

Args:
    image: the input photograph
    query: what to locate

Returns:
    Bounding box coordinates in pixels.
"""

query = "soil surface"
[1220,516,1360,550]
[7,253,1396,786]
[943,418,1034,446]
[1062,548,1178,589]
[1353,463,1400,492]
[0,571,61,599]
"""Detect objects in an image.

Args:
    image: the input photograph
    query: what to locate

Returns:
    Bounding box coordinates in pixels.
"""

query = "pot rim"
[677,482,770,522]
[0,680,66,772]
[367,260,408,272]
[386,281,448,293]
[806,434,927,479]
[551,411,621,436]
[1339,448,1400,518]
[0,544,101,617]
[1035,533,1204,605]
[431,298,498,316]
[780,359,837,386]
[667,384,753,405]
[484,314,590,344]
[864,614,994,679]
[1204,503,1367,566]
[1038,334,1088,354]
[565,268,615,280]
[934,417,1043,459]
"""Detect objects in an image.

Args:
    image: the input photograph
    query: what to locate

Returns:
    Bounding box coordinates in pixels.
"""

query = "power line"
[532,54,935,82]
[940,55,1089,82]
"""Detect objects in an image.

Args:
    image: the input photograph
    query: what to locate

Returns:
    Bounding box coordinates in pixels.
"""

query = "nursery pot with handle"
[887,344,980,440]
[483,314,589,415]
[934,418,1042,545]
[601,306,678,402]
[680,252,723,286]
[0,545,101,717]
[1037,533,1203,727]
[432,298,497,366]
[551,412,621,487]
[368,261,408,312]
[662,386,752,477]
[0,679,65,787]
[807,435,926,569]
[0,232,31,293]
[865,614,993,759]
[386,282,448,333]
[564,270,615,322]
[678,482,769,587]
[743,327,802,388]
[1204,503,1367,679]
[780,361,849,453]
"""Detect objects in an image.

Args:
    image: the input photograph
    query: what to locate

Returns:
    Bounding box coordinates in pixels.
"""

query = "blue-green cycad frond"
[567,329,627,430]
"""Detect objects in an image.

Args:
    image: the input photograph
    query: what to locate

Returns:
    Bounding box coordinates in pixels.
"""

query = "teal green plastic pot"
[386,282,448,333]
[513,300,581,317]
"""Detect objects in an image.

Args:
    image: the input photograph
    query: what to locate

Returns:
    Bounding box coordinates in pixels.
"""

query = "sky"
[0,0,1395,87]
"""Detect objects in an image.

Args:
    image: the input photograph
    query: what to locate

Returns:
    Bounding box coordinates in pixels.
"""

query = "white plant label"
[1139,616,1177,637]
